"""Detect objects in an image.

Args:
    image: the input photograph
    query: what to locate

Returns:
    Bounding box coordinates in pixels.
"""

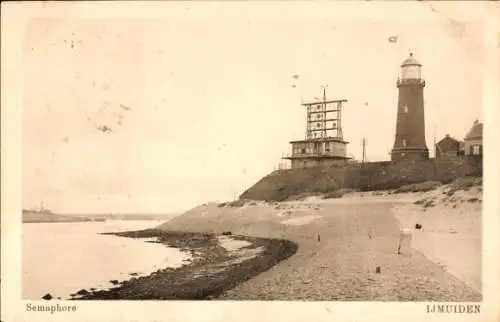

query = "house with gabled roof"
[464,120,483,156]
[435,134,462,160]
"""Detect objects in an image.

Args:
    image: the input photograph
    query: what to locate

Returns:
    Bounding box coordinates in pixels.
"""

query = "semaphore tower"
[391,52,429,161]
[284,87,350,169]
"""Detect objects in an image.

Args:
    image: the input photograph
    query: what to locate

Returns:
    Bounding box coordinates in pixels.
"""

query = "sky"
[21,2,486,214]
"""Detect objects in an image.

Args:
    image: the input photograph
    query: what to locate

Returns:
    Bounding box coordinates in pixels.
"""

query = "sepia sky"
[22,2,486,213]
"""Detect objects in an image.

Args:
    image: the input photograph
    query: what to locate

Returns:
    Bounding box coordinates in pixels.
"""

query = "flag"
[388,36,398,43]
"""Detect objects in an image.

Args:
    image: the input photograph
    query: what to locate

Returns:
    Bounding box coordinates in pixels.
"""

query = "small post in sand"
[317,233,321,242]
[397,228,413,255]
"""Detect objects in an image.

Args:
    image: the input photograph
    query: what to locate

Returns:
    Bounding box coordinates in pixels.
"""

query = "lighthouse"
[391,52,429,161]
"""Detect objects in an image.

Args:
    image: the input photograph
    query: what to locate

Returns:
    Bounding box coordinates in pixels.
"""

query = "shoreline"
[67,229,297,300]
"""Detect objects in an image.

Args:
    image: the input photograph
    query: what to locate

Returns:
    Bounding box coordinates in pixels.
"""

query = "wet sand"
[71,229,297,300]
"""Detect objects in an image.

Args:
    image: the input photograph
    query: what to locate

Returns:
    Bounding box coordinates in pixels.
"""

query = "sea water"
[23,220,191,300]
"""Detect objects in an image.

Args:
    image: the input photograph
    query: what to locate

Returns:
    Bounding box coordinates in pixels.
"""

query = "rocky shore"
[67,229,297,300]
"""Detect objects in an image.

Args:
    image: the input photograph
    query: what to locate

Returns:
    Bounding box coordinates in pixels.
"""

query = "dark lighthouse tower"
[391,52,429,161]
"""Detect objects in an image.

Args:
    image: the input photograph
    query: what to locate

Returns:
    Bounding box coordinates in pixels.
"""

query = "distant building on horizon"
[284,88,350,169]
[391,52,429,161]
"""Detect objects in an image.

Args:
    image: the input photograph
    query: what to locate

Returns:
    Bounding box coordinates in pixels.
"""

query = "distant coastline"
[22,210,104,223]
[22,210,178,223]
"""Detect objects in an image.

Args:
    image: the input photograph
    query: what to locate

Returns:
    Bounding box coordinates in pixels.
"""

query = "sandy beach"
[34,179,482,301]
[158,180,482,301]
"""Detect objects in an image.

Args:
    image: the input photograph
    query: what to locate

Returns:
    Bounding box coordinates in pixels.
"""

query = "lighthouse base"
[391,147,429,162]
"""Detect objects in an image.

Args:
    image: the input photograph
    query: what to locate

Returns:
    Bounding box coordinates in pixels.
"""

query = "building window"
[317,114,321,119]
[316,123,321,128]
[402,139,407,147]
[300,148,306,153]
[472,145,480,155]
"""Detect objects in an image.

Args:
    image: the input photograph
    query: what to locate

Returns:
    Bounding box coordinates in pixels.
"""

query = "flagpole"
[434,123,437,159]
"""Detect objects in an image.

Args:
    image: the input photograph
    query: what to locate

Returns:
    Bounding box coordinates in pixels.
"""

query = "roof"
[437,134,459,144]
[465,120,483,140]
[290,138,349,144]
[401,52,422,67]
[301,99,347,106]
[436,134,460,151]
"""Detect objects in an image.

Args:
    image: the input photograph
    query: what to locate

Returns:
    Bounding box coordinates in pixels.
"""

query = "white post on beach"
[397,228,413,255]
